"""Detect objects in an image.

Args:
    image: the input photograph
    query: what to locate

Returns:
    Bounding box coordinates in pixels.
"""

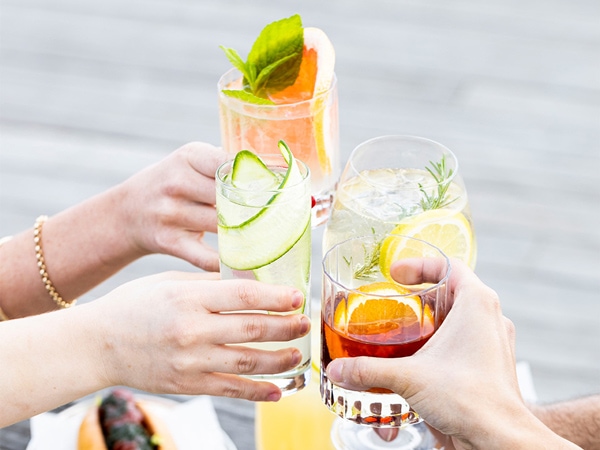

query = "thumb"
[326,356,415,396]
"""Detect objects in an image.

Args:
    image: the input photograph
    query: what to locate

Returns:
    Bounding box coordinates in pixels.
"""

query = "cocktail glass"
[323,135,477,270]
[218,68,340,227]
[321,233,451,449]
[216,149,312,394]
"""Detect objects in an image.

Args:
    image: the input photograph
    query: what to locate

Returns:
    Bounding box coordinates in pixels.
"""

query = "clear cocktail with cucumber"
[216,141,311,394]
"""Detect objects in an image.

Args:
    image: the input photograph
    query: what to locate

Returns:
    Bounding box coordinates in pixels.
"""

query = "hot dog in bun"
[78,389,177,450]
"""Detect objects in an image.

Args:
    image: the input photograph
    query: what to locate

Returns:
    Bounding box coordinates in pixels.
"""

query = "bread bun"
[77,391,176,450]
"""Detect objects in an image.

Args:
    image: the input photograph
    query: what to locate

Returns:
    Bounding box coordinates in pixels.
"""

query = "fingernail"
[267,391,281,402]
[291,349,302,366]
[327,360,343,383]
[299,315,310,335]
[291,291,304,309]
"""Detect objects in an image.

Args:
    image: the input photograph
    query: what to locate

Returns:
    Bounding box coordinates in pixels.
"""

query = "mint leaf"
[221,89,275,105]
[253,53,302,97]
[219,46,247,76]
[220,14,304,99]
[247,15,303,95]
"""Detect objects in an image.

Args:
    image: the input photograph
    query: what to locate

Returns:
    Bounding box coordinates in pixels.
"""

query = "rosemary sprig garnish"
[419,155,457,211]
[354,240,382,279]
[344,228,382,280]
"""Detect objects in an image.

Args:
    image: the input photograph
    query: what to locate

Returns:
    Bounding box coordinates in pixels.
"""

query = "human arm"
[325,259,580,450]
[528,396,600,450]
[0,142,227,318]
[0,272,310,427]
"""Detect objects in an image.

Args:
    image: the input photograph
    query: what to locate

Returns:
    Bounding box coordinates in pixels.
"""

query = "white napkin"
[27,396,235,450]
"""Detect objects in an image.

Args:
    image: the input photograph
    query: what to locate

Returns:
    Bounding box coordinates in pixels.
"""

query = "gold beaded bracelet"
[34,215,77,309]
[0,235,14,320]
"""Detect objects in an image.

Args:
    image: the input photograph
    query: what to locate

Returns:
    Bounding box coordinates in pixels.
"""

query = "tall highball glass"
[216,153,312,394]
[218,68,340,226]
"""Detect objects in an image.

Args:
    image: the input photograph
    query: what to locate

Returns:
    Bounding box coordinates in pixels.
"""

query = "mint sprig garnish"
[220,14,304,104]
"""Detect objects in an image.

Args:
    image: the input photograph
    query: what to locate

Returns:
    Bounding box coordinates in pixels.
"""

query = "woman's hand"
[93,272,310,402]
[0,272,310,426]
[0,142,228,318]
[116,142,227,271]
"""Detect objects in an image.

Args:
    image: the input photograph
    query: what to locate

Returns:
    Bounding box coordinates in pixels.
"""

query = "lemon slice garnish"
[380,210,476,280]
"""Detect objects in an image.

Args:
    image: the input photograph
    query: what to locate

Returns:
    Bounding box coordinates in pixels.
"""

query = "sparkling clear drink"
[216,150,312,394]
[323,136,477,269]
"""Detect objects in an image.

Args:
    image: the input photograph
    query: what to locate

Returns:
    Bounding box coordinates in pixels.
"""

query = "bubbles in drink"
[324,168,468,252]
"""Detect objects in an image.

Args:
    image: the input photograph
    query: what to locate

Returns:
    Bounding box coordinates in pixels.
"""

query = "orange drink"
[255,313,336,450]
[218,69,338,226]
[218,15,339,226]
[255,370,336,450]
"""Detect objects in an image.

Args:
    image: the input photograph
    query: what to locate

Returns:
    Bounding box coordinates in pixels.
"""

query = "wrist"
[469,404,580,449]
[34,215,78,309]
[67,303,114,392]
[62,183,149,276]
[82,291,136,389]
[107,181,151,260]
[0,229,62,318]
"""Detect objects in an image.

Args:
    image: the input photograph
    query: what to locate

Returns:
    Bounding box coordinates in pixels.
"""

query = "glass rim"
[322,233,452,297]
[349,135,459,191]
[217,67,338,109]
[216,153,310,195]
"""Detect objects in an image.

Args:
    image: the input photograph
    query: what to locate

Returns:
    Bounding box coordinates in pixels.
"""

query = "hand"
[325,259,575,449]
[116,142,227,271]
[91,272,310,402]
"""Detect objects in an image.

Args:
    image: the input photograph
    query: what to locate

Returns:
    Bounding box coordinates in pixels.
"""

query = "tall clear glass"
[218,68,340,227]
[216,154,311,394]
[321,234,451,449]
[323,135,477,270]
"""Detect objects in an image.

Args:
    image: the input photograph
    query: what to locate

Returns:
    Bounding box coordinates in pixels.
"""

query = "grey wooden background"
[1,0,598,449]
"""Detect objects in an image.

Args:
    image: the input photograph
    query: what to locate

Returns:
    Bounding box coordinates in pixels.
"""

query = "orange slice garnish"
[333,282,433,339]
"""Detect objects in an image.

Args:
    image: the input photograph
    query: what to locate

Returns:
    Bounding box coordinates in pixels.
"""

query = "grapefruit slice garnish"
[267,27,336,175]
[268,27,335,104]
